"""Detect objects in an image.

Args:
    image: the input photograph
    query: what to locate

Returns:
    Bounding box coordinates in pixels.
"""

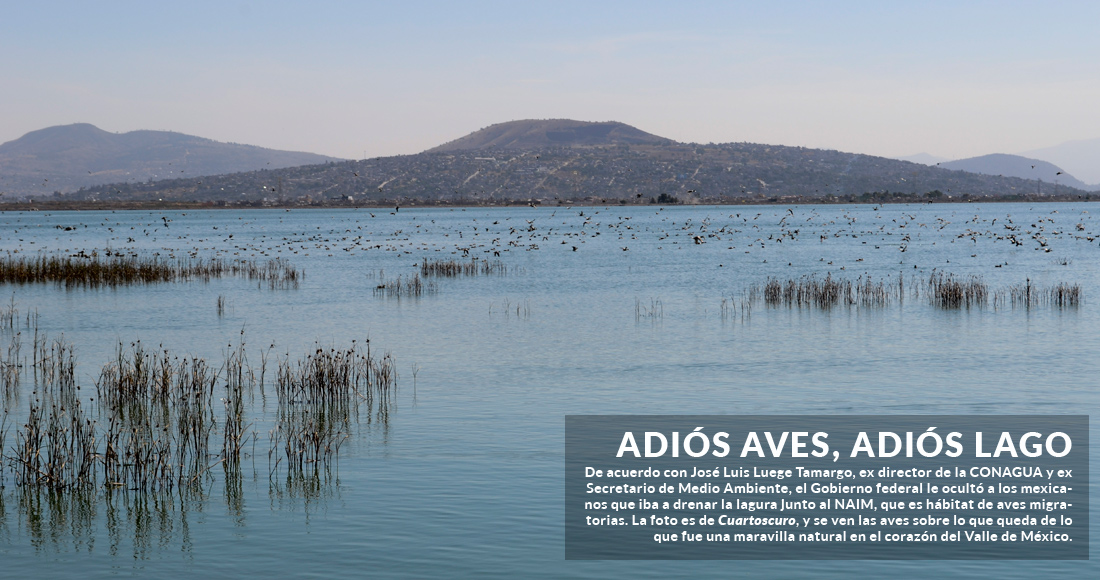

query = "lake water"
[0,202,1096,578]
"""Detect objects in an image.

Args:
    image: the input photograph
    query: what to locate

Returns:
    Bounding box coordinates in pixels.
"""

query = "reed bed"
[12,398,98,489]
[97,342,220,491]
[273,342,396,413]
[270,341,396,473]
[0,254,301,289]
[925,272,988,309]
[730,272,1078,313]
[1050,282,1081,307]
[420,258,507,277]
[373,273,436,298]
[222,339,252,467]
[34,336,77,394]
[994,279,1081,309]
[752,274,899,310]
[1,335,394,496]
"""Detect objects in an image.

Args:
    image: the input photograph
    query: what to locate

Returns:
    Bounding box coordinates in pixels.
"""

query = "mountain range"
[939,154,1096,192]
[1021,138,1100,185]
[4,120,1097,206]
[46,119,1092,207]
[0,123,341,198]
[897,143,1099,191]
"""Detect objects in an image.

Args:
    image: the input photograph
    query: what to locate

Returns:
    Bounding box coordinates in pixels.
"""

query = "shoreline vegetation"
[1,192,1097,212]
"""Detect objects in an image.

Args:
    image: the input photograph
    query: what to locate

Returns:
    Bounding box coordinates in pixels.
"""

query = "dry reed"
[926,272,987,309]
[420,258,507,277]
[732,272,1079,313]
[373,273,436,298]
[0,254,300,290]
[270,341,396,474]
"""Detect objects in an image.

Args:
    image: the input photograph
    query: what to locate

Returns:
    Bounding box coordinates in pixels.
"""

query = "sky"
[3,1,1099,165]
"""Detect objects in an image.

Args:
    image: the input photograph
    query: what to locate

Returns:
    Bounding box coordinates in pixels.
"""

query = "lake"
[0,202,1096,578]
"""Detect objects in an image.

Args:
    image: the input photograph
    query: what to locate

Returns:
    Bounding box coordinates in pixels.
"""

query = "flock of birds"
[1,205,1095,281]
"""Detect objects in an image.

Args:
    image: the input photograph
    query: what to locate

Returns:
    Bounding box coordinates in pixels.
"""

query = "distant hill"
[61,119,1093,207]
[1020,137,1100,185]
[939,153,1097,192]
[894,153,949,166]
[427,119,671,152]
[0,123,342,198]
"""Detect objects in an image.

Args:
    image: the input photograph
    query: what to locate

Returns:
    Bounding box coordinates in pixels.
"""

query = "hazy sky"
[3,1,1098,161]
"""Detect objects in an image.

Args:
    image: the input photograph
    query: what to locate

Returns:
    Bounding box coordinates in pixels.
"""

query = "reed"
[373,273,436,298]
[1,333,394,493]
[927,272,987,309]
[994,279,1082,309]
[753,274,899,309]
[1050,282,1081,308]
[2,333,20,405]
[732,272,1077,312]
[34,335,77,397]
[496,298,531,319]
[11,397,98,489]
[420,258,507,277]
[635,297,663,320]
[1,295,16,331]
[720,295,753,323]
[0,254,301,290]
[97,341,222,491]
[270,341,396,474]
[221,339,252,466]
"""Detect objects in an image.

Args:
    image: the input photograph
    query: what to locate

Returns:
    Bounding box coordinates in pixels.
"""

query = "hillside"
[62,120,1094,207]
[0,123,342,198]
[940,153,1096,192]
[427,119,671,152]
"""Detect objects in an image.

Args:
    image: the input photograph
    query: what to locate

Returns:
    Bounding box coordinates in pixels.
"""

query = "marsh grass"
[925,272,988,309]
[0,254,301,290]
[373,273,436,298]
[269,341,397,475]
[758,274,899,309]
[732,272,1079,313]
[2,334,395,491]
[994,278,1081,309]
[420,258,507,277]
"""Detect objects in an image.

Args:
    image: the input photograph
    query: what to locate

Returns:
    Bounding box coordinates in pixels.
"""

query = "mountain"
[427,119,671,152]
[0,123,342,198]
[894,153,949,166]
[59,120,1093,207]
[939,153,1097,192]
[1020,137,1100,186]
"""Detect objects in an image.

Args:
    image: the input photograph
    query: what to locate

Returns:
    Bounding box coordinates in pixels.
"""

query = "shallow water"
[0,202,1096,577]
